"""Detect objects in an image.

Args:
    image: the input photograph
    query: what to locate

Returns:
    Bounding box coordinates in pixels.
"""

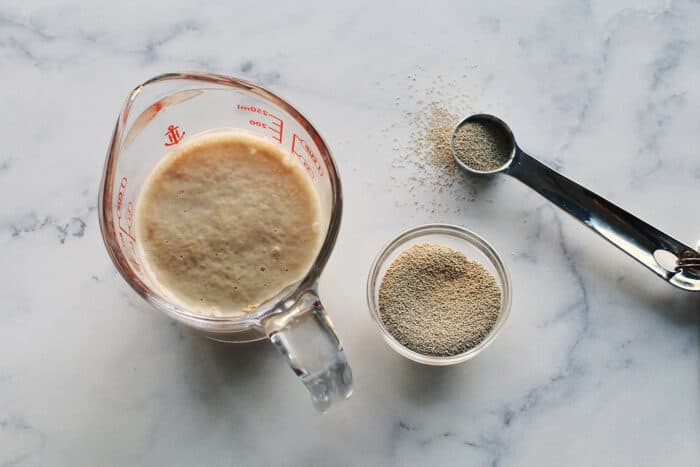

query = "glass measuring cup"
[98,72,351,411]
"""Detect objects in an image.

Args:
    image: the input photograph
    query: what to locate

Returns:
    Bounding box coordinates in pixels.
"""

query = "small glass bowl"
[366,224,512,366]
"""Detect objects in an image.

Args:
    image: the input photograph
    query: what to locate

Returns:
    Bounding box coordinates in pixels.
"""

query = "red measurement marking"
[116,176,127,216]
[236,103,284,144]
[164,124,186,146]
[291,133,323,178]
[268,113,283,144]
[236,103,271,116]
[115,176,139,265]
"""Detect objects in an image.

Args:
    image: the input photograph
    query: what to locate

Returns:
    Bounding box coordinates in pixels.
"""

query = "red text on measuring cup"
[235,103,324,179]
[164,124,186,147]
[116,177,139,266]
[236,104,284,144]
[291,134,323,179]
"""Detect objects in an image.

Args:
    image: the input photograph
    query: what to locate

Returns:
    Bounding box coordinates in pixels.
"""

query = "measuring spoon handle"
[507,149,699,291]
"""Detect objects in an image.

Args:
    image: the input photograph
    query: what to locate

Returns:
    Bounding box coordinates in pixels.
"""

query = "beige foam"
[136,131,322,317]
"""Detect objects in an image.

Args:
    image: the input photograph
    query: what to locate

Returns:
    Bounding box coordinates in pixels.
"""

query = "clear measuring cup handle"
[263,289,352,411]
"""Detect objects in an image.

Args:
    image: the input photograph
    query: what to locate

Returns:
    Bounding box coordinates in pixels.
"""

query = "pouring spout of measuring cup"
[263,289,353,412]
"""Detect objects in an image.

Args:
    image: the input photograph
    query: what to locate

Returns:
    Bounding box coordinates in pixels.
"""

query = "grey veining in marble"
[0,0,698,466]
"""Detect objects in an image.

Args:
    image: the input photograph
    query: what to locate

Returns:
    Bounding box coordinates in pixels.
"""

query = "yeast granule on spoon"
[378,243,502,357]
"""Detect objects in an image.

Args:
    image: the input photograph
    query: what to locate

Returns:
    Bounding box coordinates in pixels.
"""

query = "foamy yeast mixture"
[136,131,323,316]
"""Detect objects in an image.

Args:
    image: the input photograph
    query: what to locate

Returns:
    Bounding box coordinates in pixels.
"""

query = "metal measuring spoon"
[451,113,700,292]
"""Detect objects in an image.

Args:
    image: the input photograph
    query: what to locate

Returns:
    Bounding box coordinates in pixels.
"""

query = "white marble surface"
[1,0,699,465]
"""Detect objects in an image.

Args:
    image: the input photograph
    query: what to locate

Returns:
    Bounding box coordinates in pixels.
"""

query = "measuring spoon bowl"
[451,113,517,175]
